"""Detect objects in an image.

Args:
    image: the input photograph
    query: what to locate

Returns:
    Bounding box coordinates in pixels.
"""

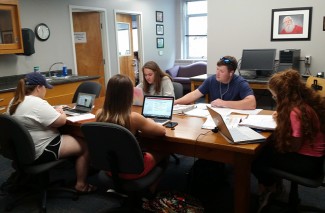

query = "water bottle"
[34,66,40,72]
[62,65,68,76]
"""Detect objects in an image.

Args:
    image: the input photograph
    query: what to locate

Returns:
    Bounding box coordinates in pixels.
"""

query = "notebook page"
[239,115,276,130]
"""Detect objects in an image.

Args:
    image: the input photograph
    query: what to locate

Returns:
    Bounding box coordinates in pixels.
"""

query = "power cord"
[304,63,311,75]
[194,130,214,159]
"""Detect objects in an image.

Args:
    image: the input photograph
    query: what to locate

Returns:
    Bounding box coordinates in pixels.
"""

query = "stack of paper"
[66,113,95,122]
[183,103,210,118]
[239,115,276,130]
[173,104,195,114]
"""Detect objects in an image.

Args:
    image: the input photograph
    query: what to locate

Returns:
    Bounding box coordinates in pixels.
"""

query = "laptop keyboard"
[229,128,251,141]
[153,118,169,124]
[63,107,85,114]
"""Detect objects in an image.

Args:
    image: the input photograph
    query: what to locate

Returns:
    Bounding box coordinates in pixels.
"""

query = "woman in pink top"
[252,69,325,212]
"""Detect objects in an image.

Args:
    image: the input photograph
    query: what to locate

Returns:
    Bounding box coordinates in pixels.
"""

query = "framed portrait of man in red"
[271,7,312,41]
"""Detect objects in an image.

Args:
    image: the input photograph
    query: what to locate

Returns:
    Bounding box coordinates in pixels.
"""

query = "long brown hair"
[269,69,325,152]
[9,78,37,115]
[141,61,172,93]
[96,74,133,129]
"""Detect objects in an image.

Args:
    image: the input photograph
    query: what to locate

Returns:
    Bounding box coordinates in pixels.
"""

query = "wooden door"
[116,13,135,85]
[72,12,105,97]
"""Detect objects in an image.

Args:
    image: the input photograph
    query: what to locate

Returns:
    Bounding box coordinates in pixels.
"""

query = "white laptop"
[63,92,96,115]
[133,87,144,106]
[141,95,174,125]
[207,106,266,144]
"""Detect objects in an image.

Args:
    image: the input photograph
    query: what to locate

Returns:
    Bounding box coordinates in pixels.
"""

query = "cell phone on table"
[164,121,178,128]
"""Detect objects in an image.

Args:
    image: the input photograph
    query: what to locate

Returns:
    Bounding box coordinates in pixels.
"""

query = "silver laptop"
[63,92,96,115]
[141,95,174,125]
[207,106,266,144]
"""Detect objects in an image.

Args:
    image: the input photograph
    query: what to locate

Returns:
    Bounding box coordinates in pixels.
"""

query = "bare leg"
[147,151,170,193]
[58,134,90,191]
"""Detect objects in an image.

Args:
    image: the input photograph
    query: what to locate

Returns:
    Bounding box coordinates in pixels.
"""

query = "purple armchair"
[166,62,207,93]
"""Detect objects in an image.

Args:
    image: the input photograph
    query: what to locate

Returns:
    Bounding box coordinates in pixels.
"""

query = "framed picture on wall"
[323,16,325,31]
[271,7,312,41]
[156,24,164,35]
[157,38,164,48]
[156,11,163,22]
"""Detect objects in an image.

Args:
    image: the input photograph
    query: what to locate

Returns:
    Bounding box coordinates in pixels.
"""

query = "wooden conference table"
[63,97,273,213]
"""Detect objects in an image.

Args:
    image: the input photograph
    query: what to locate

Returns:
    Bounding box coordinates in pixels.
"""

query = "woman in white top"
[137,61,175,97]
[8,72,96,194]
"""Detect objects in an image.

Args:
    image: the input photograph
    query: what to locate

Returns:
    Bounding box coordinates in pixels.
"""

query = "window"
[184,0,207,59]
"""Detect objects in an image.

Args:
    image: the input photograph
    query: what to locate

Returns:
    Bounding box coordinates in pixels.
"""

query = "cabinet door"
[0,0,23,54]
[0,91,14,114]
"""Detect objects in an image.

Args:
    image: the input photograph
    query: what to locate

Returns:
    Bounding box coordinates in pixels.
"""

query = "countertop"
[0,74,100,93]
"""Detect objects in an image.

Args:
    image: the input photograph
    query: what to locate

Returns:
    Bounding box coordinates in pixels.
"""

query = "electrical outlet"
[305,55,311,65]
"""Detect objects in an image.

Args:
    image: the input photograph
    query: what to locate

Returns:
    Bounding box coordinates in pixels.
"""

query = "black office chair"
[173,81,183,100]
[81,122,165,211]
[72,81,102,103]
[264,157,325,212]
[0,114,78,212]
[171,82,184,165]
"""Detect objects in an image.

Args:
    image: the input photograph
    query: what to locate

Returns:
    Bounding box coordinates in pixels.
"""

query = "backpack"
[187,159,227,199]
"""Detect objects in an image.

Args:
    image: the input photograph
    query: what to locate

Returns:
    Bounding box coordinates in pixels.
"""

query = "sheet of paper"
[224,114,247,128]
[66,113,95,122]
[201,113,246,129]
[211,107,263,116]
[184,103,262,119]
[183,103,210,117]
[201,115,215,129]
[173,104,195,114]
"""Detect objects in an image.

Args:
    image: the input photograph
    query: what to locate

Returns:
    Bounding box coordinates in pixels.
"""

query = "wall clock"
[35,23,50,41]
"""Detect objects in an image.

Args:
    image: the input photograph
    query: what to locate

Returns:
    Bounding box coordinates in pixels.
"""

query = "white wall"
[207,0,325,76]
[1,0,324,78]
[0,0,177,77]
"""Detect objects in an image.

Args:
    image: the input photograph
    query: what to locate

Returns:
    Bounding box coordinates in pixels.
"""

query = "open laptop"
[141,95,174,125]
[63,92,96,115]
[133,87,144,106]
[207,106,266,144]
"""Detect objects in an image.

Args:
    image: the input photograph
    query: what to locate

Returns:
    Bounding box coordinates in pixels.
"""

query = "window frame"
[183,0,207,59]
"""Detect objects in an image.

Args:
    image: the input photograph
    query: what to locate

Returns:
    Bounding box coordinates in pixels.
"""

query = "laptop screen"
[141,96,174,119]
[75,92,96,111]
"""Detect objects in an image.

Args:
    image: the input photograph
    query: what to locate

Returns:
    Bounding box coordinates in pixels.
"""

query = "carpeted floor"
[0,154,324,213]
